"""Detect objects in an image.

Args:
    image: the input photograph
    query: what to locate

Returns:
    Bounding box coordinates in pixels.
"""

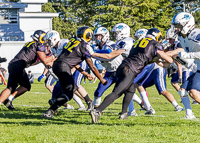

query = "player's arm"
[37,51,54,66]
[75,64,93,81]
[86,58,107,85]
[92,49,125,60]
[166,47,185,57]
[156,50,173,64]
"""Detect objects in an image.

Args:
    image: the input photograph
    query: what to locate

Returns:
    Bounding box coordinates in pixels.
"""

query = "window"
[0,9,18,24]
[9,36,19,41]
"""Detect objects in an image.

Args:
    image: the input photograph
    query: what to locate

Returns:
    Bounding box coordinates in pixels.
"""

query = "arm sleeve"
[180,52,200,59]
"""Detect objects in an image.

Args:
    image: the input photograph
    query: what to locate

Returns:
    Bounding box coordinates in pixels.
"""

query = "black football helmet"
[31,30,46,43]
[76,26,93,42]
[146,28,162,43]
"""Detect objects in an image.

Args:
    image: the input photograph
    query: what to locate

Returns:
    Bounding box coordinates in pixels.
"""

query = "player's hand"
[38,74,44,82]
[178,77,182,84]
[0,57,7,63]
[86,74,93,81]
[101,78,107,85]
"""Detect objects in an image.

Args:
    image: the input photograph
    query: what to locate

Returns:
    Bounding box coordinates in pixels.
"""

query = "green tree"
[92,0,175,37]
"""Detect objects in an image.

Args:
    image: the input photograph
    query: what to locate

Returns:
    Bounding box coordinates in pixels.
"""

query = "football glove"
[0,57,7,63]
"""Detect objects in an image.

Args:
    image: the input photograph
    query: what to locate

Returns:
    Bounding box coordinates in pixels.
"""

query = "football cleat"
[119,112,128,120]
[87,101,94,111]
[78,107,87,111]
[184,113,196,119]
[63,104,74,110]
[175,105,184,112]
[128,110,138,116]
[145,106,155,115]
[192,101,199,104]
[90,109,102,123]
[3,99,15,110]
[42,109,55,118]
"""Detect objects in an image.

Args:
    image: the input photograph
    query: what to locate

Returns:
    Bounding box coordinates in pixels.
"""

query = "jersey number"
[64,38,80,52]
[133,38,152,48]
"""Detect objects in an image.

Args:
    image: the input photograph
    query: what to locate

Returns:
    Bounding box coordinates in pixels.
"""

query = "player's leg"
[187,71,200,104]
[45,75,56,93]
[171,72,181,91]
[93,72,117,108]
[178,73,195,119]
[90,64,136,123]
[154,67,183,111]
[42,63,77,118]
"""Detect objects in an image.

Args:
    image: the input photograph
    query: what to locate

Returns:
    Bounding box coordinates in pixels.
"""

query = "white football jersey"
[169,41,193,72]
[115,37,134,58]
[178,28,200,70]
[51,39,69,57]
[94,40,124,72]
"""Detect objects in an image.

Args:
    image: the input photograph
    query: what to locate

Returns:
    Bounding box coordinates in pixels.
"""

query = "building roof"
[0,1,27,9]
[19,12,59,18]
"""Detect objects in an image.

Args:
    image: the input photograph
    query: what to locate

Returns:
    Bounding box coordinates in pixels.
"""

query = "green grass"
[0,78,200,143]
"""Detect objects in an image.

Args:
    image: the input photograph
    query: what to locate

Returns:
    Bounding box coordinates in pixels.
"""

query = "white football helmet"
[93,27,109,45]
[171,12,195,35]
[161,39,171,50]
[134,28,148,40]
[44,30,60,47]
[111,23,130,41]
[165,28,178,41]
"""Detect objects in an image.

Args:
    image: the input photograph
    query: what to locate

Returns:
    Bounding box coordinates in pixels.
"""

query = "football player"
[0,30,55,106]
[42,26,106,118]
[90,28,174,123]
[169,12,200,119]
[92,25,144,116]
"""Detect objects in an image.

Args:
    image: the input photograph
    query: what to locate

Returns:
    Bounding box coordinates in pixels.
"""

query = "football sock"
[73,94,85,108]
[84,94,92,103]
[93,96,101,107]
[181,96,192,115]
[172,100,178,108]
[140,91,151,109]
[122,92,134,114]
[132,93,142,104]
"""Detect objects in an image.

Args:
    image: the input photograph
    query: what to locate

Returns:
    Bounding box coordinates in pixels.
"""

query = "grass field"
[0,78,200,143]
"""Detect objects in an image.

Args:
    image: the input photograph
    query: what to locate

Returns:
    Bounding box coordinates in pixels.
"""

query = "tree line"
[7,0,200,39]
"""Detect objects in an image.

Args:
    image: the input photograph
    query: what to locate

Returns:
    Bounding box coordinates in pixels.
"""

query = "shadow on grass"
[0,107,199,127]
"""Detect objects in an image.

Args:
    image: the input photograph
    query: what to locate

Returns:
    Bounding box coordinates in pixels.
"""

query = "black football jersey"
[122,37,163,75]
[9,41,46,68]
[56,38,92,68]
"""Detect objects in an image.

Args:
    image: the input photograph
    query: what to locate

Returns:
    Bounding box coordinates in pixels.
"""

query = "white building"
[0,0,59,78]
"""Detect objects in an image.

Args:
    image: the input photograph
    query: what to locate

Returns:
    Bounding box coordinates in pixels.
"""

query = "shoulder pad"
[188,28,200,42]
[58,39,69,49]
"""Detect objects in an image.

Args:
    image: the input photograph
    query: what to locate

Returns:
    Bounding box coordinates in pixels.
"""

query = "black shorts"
[53,61,78,100]
[7,60,31,93]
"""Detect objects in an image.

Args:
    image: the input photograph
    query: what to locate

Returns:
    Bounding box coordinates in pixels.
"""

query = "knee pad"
[178,90,188,97]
